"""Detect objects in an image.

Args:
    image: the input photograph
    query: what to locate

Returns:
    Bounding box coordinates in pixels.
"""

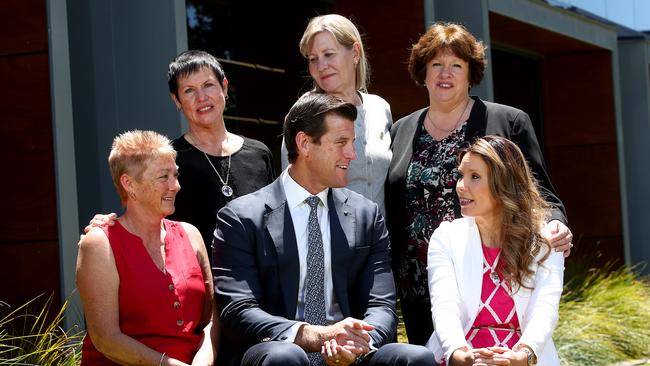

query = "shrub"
[0,294,83,365]
[555,264,650,366]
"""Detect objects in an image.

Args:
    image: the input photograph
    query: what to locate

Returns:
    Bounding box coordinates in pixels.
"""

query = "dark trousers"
[241,341,436,366]
[400,299,434,346]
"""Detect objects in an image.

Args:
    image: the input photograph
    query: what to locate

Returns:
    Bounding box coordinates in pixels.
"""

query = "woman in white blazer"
[426,136,564,366]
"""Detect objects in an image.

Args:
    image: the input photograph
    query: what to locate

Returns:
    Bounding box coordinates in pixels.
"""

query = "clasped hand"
[451,347,527,366]
[298,317,374,366]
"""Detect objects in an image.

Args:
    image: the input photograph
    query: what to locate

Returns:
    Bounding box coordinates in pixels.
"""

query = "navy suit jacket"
[213,177,397,365]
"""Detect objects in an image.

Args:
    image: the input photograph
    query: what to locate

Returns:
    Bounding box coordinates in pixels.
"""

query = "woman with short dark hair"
[87,50,275,258]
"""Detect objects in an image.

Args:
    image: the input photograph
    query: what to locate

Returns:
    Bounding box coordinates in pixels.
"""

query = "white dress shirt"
[282,169,343,324]
[280,92,392,216]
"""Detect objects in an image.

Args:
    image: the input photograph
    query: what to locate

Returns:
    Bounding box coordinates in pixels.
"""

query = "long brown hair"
[458,136,550,290]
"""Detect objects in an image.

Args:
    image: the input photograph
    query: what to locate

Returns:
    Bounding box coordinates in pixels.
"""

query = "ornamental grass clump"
[0,294,83,365]
[555,264,650,366]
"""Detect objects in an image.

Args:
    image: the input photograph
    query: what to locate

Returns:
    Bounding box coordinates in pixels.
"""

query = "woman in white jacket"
[426,136,564,366]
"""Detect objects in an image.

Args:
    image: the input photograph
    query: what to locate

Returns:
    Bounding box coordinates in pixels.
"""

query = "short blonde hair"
[108,130,176,204]
[299,14,369,92]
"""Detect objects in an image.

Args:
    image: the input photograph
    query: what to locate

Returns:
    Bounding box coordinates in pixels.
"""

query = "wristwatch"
[519,347,538,366]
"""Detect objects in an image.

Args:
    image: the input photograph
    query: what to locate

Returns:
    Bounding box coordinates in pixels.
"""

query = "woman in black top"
[170,135,274,246]
[385,22,573,346]
[87,50,275,256]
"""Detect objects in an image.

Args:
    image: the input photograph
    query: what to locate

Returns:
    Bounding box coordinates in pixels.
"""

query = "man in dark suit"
[213,92,435,366]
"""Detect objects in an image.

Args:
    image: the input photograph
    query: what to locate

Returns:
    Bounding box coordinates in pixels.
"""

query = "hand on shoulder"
[78,225,110,250]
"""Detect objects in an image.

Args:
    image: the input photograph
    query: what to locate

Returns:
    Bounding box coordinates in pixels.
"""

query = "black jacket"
[385,96,567,270]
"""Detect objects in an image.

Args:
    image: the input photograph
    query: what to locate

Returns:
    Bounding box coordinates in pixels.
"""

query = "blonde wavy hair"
[299,14,369,92]
[458,136,550,289]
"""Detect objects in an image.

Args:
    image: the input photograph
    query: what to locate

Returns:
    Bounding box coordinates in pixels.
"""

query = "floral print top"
[397,123,467,302]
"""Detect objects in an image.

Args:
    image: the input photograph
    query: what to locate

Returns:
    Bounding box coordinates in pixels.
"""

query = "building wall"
[618,39,650,269]
[67,0,187,221]
[486,3,626,268]
[335,0,427,119]
[1,0,647,329]
[542,52,624,262]
[0,0,61,308]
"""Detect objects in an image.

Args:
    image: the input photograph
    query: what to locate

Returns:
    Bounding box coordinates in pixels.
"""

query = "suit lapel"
[264,180,300,318]
[328,189,355,316]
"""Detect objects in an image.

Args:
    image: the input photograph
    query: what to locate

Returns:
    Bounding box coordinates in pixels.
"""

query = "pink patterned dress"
[439,245,521,365]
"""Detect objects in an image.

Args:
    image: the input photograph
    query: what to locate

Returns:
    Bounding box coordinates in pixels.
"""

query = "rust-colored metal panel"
[542,52,616,147]
[0,241,61,309]
[489,11,623,266]
[566,236,625,273]
[335,0,427,119]
[0,0,48,56]
[0,53,57,243]
[545,144,622,238]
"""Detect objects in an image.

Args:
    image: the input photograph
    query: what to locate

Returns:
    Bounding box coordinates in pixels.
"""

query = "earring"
[225,95,229,100]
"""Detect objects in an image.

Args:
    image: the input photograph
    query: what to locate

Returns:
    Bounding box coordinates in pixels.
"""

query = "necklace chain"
[426,98,471,133]
[187,133,234,197]
[483,245,503,287]
[203,151,231,186]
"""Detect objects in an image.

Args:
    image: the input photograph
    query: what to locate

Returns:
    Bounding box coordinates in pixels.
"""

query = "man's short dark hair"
[283,92,357,164]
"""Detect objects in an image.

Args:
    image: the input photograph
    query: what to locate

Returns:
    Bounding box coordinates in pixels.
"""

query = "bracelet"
[159,352,166,366]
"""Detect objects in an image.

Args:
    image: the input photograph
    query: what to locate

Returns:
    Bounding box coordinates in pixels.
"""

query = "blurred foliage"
[556,263,650,366]
[0,294,83,365]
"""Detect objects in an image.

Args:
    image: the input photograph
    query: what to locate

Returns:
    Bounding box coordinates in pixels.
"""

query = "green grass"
[396,299,408,343]
[0,294,83,365]
[555,264,650,366]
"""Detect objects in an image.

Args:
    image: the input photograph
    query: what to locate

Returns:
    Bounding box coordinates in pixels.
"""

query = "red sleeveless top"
[81,219,206,365]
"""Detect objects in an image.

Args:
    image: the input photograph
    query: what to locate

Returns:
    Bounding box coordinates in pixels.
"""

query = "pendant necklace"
[426,98,471,133]
[483,245,502,286]
[489,261,501,286]
[200,135,233,197]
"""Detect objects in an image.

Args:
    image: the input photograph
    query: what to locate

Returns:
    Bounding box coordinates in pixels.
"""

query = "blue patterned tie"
[305,196,326,365]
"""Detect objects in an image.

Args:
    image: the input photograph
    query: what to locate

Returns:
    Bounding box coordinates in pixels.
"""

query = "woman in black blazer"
[385,22,573,346]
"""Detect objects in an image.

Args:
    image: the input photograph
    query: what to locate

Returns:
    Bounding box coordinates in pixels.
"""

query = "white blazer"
[426,217,564,366]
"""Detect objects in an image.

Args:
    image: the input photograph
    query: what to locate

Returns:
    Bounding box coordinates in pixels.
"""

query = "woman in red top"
[76,130,217,365]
